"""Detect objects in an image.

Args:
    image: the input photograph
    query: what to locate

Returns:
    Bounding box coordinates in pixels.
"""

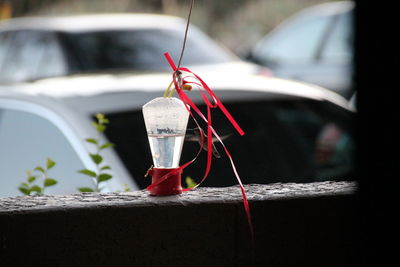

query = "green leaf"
[78,187,94,192]
[30,185,42,193]
[96,113,105,121]
[27,176,36,183]
[92,120,106,132]
[98,173,112,183]
[44,178,57,187]
[100,165,111,171]
[90,154,103,164]
[99,142,114,150]
[96,124,106,133]
[46,158,56,169]
[34,166,45,173]
[20,182,29,188]
[185,177,198,189]
[78,169,97,177]
[85,138,98,145]
[18,187,30,195]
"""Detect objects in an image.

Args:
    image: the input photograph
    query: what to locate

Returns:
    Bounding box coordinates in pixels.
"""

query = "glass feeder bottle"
[142,97,189,195]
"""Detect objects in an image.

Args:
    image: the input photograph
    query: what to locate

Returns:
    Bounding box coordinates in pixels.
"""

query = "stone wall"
[0,182,360,267]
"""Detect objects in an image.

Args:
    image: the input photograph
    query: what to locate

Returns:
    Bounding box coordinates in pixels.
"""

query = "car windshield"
[63,28,234,72]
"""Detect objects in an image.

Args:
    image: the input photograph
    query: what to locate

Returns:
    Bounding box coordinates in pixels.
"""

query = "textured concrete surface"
[0,182,360,267]
[0,182,356,213]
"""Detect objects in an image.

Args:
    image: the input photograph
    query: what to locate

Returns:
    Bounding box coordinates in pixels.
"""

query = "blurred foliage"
[77,113,115,193]
[18,158,58,196]
[2,0,334,53]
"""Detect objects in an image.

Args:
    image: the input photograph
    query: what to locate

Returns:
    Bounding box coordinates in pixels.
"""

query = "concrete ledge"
[0,182,359,267]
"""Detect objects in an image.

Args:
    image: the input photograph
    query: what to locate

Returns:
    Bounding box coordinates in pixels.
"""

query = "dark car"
[0,13,269,84]
[246,1,354,99]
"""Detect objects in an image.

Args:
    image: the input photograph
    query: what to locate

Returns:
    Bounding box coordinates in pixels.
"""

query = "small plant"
[78,113,114,193]
[185,176,198,189]
[18,158,58,196]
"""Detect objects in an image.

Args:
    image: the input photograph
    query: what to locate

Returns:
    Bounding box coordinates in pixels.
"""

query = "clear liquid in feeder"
[143,97,189,169]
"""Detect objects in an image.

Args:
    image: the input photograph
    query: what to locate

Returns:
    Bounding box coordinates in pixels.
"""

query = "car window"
[0,31,13,71]
[0,108,94,197]
[0,30,66,83]
[37,32,68,79]
[254,14,333,65]
[103,98,355,189]
[321,12,353,64]
[64,28,233,72]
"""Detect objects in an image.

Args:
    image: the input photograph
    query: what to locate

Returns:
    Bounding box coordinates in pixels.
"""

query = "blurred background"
[0,0,355,196]
[1,1,397,264]
[1,0,335,55]
[1,0,354,99]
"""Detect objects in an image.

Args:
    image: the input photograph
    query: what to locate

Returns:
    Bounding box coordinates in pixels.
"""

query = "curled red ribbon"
[176,52,252,237]
[147,52,254,241]
[164,52,245,136]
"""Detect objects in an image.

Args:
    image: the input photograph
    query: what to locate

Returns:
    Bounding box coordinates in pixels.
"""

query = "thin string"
[176,0,195,72]
[163,0,194,98]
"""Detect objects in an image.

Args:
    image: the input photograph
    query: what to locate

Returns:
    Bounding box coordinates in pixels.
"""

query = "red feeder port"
[148,168,182,196]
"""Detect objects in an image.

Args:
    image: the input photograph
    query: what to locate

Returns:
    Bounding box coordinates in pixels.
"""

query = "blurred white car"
[0,13,270,84]
[0,73,355,198]
[246,1,354,98]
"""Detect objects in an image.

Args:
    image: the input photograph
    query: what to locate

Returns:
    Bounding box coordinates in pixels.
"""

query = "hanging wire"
[163,0,195,98]
[177,0,195,71]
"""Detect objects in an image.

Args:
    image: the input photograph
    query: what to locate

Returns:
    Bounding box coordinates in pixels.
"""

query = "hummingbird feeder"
[142,97,190,196]
[140,0,253,240]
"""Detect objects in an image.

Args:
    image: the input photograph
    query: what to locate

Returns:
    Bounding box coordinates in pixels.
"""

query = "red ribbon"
[147,52,254,240]
[164,53,254,241]
[164,52,245,136]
